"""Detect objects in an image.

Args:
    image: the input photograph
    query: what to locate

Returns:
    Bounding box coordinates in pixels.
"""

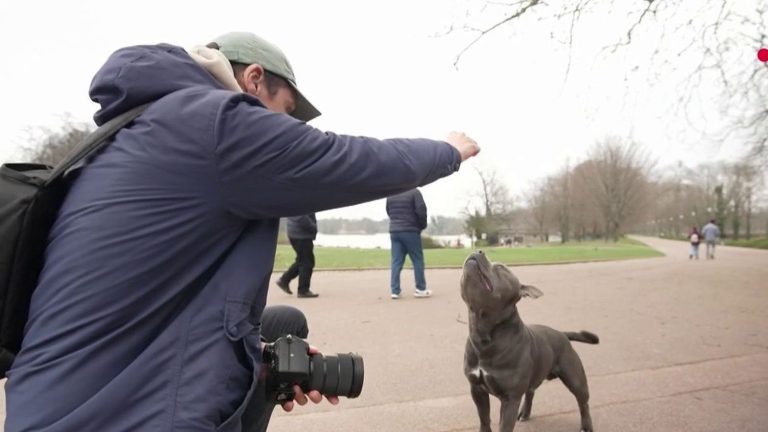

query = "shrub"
[725,238,768,250]
[421,235,444,249]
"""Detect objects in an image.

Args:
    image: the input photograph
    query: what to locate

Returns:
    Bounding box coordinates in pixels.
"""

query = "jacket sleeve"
[212,96,462,219]
[414,191,428,231]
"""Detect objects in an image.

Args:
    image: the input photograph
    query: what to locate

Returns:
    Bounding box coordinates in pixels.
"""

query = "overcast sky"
[0,0,752,220]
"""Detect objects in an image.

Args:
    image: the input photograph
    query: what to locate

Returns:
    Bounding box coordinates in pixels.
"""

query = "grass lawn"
[659,236,768,250]
[724,238,768,250]
[274,238,663,271]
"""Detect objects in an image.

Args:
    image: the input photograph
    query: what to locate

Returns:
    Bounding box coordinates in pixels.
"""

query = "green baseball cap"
[212,31,321,122]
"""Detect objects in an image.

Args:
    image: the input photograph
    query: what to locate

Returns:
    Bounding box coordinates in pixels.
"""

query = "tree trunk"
[715,185,727,235]
[745,187,752,240]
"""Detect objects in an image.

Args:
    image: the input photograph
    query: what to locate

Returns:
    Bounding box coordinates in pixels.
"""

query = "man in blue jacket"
[277,213,320,298]
[5,32,478,431]
[386,188,430,299]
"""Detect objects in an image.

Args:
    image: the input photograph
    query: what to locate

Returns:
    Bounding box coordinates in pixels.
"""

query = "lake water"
[314,233,472,249]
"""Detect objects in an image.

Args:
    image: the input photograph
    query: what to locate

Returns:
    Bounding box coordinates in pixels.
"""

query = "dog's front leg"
[498,396,522,432]
[470,385,492,432]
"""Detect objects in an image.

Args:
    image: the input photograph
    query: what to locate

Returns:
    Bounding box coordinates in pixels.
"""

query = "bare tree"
[525,179,551,241]
[587,137,653,241]
[473,165,513,218]
[564,154,765,240]
[723,161,761,240]
[450,0,768,162]
[24,117,94,166]
[714,184,728,234]
[649,162,717,236]
[463,208,488,248]
[426,215,466,236]
[740,161,763,240]
[551,163,572,243]
[645,179,679,237]
[570,160,604,240]
[529,160,615,242]
[465,165,516,244]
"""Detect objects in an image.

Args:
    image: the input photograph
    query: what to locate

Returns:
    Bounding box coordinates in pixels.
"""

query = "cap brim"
[287,81,321,122]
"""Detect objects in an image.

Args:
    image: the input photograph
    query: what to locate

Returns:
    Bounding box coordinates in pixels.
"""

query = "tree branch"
[454,0,542,69]
[605,0,660,53]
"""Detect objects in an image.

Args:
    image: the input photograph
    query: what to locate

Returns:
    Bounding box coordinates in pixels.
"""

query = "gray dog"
[460,251,599,432]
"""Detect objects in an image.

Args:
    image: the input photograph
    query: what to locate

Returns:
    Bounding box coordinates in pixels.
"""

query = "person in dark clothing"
[386,188,430,299]
[277,214,319,298]
[689,226,701,260]
[5,32,479,432]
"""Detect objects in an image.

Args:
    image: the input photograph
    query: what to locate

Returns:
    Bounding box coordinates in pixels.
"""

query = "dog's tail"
[564,331,599,344]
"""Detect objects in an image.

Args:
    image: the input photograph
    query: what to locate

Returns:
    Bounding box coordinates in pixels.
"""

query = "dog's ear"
[521,284,543,299]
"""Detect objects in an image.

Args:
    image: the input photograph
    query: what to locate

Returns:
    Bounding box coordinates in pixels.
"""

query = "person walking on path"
[277,214,319,298]
[689,226,701,260]
[702,219,721,259]
[386,188,430,299]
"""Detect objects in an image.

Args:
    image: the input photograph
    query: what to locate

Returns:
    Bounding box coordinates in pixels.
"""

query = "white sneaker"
[413,289,432,298]
[391,293,400,299]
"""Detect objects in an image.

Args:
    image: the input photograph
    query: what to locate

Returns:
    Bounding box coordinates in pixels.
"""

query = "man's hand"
[279,345,340,412]
[446,131,480,162]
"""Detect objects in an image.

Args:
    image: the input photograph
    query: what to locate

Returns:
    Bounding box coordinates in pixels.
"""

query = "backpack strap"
[47,103,152,184]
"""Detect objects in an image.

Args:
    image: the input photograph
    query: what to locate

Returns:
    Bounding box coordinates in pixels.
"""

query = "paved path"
[2,236,767,431]
[265,236,768,431]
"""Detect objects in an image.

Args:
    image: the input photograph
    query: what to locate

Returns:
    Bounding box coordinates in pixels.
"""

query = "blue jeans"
[390,231,426,294]
[689,243,700,259]
[706,240,716,259]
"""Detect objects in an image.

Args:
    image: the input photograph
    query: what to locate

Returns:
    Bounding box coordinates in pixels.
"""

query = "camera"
[262,335,364,402]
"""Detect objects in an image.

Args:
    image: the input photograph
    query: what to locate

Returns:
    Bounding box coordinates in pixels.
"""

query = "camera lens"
[308,352,364,398]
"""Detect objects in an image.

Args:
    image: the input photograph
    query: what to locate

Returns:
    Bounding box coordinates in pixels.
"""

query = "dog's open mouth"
[466,257,494,293]
[478,270,493,292]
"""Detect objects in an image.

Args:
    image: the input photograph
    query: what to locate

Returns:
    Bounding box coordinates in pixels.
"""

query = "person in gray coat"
[701,219,721,259]
[277,214,319,297]
[386,188,430,299]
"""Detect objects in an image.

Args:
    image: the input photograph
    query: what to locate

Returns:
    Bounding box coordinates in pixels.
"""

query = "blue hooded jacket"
[5,44,460,432]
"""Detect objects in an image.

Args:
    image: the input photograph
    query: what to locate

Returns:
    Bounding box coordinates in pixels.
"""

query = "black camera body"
[262,335,364,403]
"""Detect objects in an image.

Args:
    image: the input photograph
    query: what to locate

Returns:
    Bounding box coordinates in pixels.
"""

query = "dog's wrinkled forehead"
[496,264,520,284]
[491,263,523,294]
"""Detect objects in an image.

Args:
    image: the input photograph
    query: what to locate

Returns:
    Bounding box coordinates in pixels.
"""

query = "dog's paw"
[517,412,530,422]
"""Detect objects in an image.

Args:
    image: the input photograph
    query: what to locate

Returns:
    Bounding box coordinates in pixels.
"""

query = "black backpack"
[0,103,149,377]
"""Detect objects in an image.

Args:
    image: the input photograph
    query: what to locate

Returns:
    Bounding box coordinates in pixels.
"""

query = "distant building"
[496,227,537,246]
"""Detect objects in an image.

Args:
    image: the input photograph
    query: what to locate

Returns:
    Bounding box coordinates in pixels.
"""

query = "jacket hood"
[89,43,223,125]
